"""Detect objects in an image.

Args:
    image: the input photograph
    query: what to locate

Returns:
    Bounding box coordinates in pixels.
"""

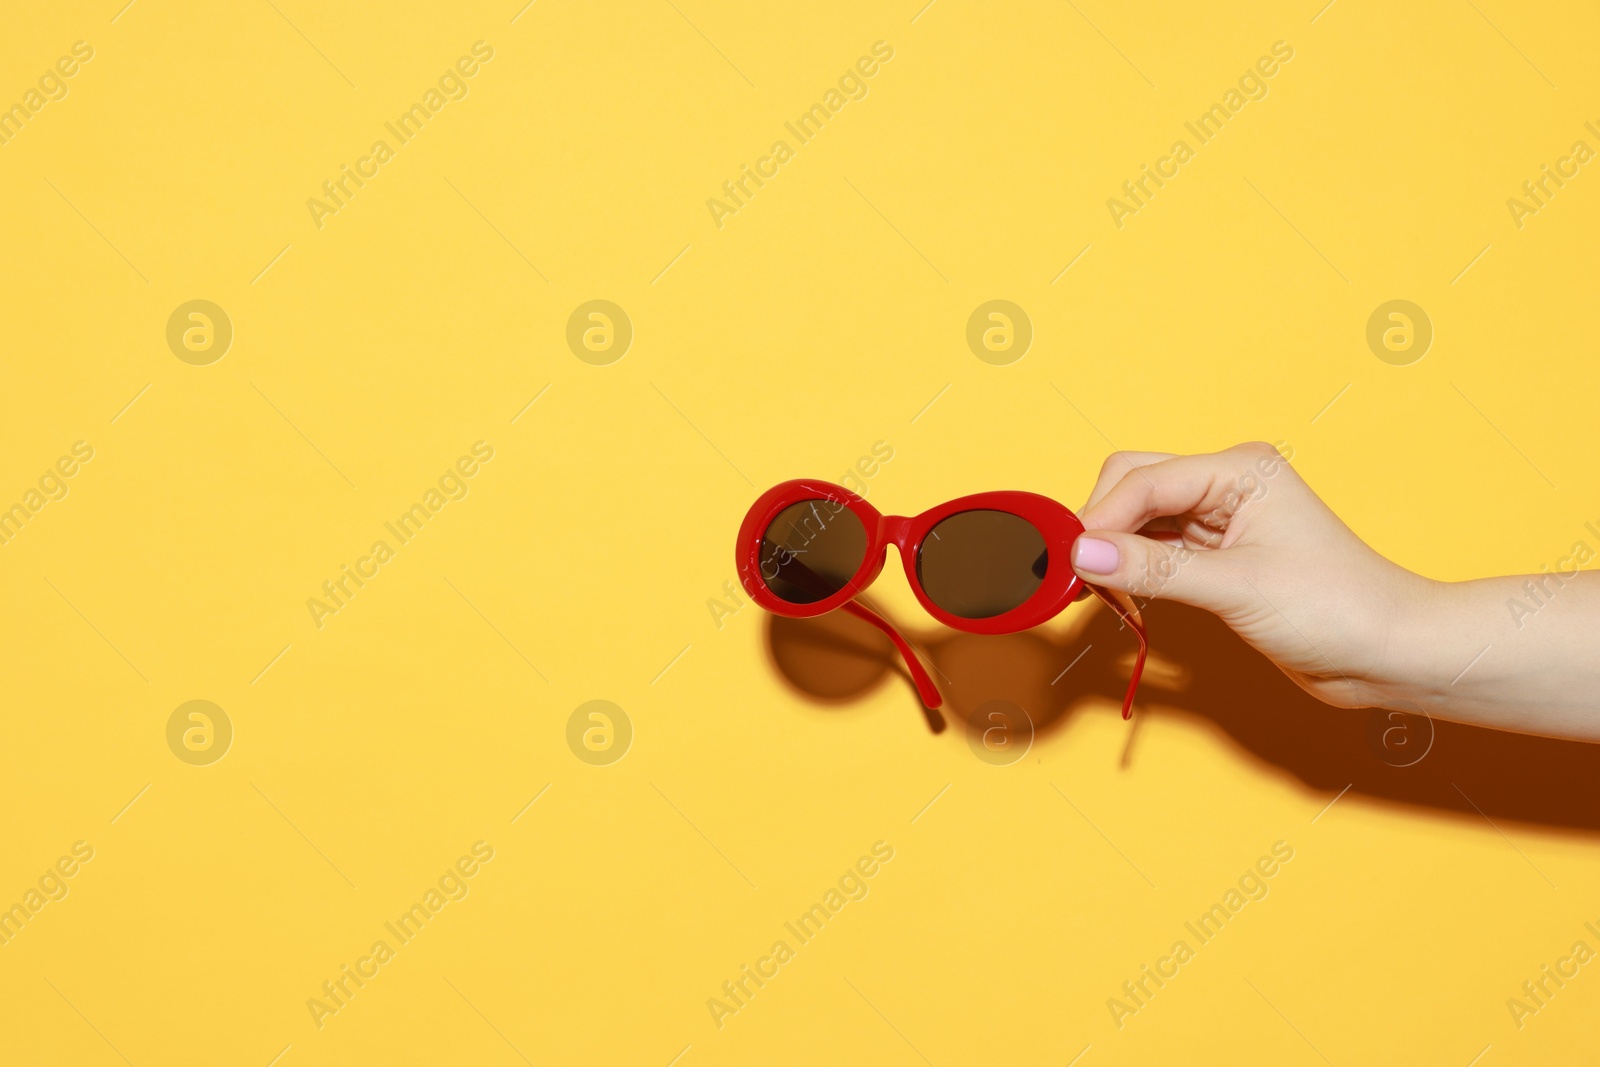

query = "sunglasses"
[736,480,1148,719]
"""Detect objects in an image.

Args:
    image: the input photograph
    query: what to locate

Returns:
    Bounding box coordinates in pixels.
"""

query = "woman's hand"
[1068,443,1432,710]
[1070,443,1600,739]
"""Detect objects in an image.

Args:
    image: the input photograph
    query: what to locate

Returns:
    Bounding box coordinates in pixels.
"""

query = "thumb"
[1070,530,1236,612]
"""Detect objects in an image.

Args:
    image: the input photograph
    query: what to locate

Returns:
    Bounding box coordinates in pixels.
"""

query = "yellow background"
[3,0,1599,1063]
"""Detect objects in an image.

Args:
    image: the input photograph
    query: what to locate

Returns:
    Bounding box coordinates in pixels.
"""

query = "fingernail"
[1072,537,1119,575]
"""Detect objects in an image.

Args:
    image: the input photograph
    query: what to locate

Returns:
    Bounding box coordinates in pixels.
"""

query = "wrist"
[1363,572,1458,708]
[1367,576,1499,711]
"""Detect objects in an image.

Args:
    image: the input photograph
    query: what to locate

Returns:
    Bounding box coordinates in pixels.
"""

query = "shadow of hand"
[764,599,1600,836]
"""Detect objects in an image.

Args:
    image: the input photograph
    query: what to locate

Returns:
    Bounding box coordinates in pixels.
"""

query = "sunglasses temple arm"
[1086,583,1148,720]
[840,600,944,710]
[767,553,941,707]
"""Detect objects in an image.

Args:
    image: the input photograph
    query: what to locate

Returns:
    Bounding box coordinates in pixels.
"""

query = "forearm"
[1383,572,1600,740]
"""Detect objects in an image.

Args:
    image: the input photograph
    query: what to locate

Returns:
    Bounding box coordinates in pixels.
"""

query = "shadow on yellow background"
[769,603,1600,837]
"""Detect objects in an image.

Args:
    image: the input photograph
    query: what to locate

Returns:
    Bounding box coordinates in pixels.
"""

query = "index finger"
[1080,450,1174,512]
[1079,444,1277,534]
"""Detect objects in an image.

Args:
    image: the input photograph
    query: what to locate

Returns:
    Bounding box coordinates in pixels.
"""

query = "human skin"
[1068,443,1600,742]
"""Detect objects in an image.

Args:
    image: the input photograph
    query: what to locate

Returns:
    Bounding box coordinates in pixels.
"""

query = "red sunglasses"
[736,480,1148,719]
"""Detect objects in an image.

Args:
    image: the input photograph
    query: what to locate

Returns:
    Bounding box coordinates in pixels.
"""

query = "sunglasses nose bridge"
[879,514,916,551]
[872,515,921,595]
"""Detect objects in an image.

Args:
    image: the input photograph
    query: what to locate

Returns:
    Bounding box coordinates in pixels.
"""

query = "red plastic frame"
[736,479,1147,719]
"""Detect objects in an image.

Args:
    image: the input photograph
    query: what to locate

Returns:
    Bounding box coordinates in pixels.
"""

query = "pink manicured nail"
[1072,537,1120,575]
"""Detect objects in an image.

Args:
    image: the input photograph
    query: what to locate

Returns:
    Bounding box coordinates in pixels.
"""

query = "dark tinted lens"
[759,499,868,604]
[917,509,1046,619]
